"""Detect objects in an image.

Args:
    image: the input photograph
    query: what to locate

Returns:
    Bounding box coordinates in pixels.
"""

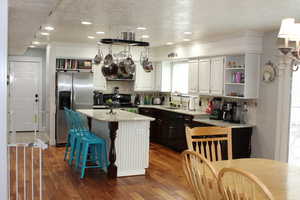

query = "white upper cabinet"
[155,61,172,92]
[134,62,155,91]
[198,59,211,94]
[188,61,199,94]
[93,64,106,91]
[210,57,224,95]
[224,54,260,98]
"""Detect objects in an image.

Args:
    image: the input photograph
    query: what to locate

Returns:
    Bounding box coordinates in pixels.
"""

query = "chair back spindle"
[186,126,232,161]
[218,167,274,200]
[181,150,222,200]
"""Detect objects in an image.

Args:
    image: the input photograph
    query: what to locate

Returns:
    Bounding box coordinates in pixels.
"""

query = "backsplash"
[198,96,257,125]
[103,81,134,93]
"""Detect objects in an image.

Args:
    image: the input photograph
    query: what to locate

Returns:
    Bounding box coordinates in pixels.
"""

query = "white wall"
[0,0,8,198]
[252,31,280,159]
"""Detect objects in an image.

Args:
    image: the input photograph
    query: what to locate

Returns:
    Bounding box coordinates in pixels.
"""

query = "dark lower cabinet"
[138,107,252,158]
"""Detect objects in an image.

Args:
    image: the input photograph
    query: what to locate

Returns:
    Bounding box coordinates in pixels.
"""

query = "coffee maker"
[210,98,223,120]
[93,91,103,105]
[222,102,234,122]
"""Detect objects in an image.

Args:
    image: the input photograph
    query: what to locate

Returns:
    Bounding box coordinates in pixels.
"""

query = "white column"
[274,55,293,162]
[0,0,8,199]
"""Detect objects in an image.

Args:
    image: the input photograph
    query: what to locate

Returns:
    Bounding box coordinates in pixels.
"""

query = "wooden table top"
[212,158,300,200]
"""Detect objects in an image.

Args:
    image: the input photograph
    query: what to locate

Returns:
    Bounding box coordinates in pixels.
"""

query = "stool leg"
[96,144,102,168]
[64,133,70,161]
[103,141,109,168]
[80,143,89,179]
[75,138,82,169]
[68,136,77,166]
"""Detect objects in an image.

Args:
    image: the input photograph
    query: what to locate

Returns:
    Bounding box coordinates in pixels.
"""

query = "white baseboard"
[117,169,146,177]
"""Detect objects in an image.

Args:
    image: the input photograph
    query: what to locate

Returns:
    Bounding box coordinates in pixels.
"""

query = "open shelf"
[56,58,93,70]
[225,82,245,86]
[225,67,245,70]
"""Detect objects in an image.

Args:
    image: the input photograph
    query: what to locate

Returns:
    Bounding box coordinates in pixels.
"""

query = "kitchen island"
[77,109,155,178]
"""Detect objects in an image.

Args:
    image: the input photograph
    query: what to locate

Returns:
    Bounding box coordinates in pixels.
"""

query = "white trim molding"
[0,0,8,199]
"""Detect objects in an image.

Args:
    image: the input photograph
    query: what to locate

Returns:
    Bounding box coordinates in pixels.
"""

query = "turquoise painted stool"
[66,110,109,178]
[67,110,92,166]
[76,135,108,179]
[64,108,77,161]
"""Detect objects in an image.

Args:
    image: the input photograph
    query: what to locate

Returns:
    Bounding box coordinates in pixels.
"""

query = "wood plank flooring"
[11,143,195,200]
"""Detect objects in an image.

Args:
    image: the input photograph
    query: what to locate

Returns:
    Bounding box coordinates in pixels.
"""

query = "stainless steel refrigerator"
[56,72,93,145]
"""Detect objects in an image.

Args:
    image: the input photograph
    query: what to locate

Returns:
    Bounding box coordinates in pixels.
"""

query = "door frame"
[0,0,8,198]
[8,56,43,132]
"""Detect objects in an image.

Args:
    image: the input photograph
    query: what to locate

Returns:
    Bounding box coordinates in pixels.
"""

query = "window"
[171,62,189,94]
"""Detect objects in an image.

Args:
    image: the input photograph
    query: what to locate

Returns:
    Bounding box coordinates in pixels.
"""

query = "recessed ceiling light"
[166,42,173,45]
[88,36,95,39]
[184,31,192,35]
[183,38,191,42]
[137,27,147,30]
[81,21,92,25]
[32,41,40,45]
[142,35,149,39]
[44,26,54,31]
[29,45,36,48]
[96,31,105,34]
[40,32,50,36]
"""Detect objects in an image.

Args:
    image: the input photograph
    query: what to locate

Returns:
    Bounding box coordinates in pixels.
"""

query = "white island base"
[92,120,150,177]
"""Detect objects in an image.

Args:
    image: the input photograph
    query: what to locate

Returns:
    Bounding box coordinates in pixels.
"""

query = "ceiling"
[8,0,300,55]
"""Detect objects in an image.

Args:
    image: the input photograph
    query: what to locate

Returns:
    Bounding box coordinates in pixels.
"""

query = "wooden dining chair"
[186,126,232,161]
[181,150,222,200]
[218,167,274,200]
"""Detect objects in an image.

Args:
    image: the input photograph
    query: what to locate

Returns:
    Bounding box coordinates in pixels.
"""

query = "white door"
[210,57,224,95]
[198,59,211,94]
[9,59,41,131]
[188,61,199,94]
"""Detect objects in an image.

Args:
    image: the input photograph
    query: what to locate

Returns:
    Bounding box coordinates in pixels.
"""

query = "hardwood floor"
[11,143,195,200]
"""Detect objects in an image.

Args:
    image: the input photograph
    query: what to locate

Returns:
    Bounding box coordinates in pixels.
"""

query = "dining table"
[212,158,300,200]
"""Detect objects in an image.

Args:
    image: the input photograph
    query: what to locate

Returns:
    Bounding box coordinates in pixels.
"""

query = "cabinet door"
[161,61,172,92]
[93,65,106,90]
[198,59,211,94]
[154,62,162,91]
[210,57,224,95]
[134,63,155,91]
[188,62,199,94]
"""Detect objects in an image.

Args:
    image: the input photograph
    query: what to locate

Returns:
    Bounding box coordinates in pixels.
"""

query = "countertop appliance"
[153,97,162,105]
[93,91,103,105]
[210,98,223,120]
[56,71,93,145]
[222,102,234,122]
[232,103,242,123]
[188,96,197,111]
[93,93,136,108]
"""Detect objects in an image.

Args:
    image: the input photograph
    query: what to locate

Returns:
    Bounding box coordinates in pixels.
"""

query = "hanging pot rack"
[100,38,149,47]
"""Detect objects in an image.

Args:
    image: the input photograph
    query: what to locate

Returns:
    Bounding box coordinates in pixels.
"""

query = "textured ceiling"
[8,0,300,54]
[8,0,60,55]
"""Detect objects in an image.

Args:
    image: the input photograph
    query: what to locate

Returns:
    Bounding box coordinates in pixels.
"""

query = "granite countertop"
[77,109,155,122]
[193,118,255,129]
[138,105,209,116]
